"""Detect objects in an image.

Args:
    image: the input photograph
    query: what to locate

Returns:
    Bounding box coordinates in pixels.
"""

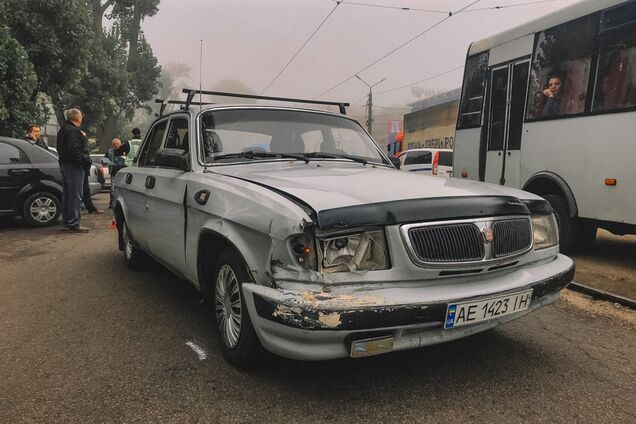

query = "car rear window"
[438,151,453,167]
[404,151,431,165]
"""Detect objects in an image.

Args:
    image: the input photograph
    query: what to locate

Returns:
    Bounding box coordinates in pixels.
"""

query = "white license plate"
[444,289,533,329]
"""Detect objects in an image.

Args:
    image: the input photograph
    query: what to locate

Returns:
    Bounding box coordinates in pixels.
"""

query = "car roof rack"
[155,98,214,117]
[181,88,350,115]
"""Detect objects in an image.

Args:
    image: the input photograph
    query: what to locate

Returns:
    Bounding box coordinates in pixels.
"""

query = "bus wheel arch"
[523,172,594,252]
[523,172,578,218]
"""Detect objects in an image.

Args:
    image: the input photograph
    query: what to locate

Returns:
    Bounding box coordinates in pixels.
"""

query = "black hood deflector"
[317,196,533,230]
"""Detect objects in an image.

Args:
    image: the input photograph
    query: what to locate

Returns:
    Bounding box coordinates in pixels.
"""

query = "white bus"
[454,0,636,252]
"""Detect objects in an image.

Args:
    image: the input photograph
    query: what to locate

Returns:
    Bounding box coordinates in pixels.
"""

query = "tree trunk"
[48,88,66,128]
[89,0,114,38]
[98,115,119,152]
[126,5,143,72]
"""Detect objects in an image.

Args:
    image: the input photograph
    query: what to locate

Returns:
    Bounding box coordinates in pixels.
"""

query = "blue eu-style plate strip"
[446,304,457,328]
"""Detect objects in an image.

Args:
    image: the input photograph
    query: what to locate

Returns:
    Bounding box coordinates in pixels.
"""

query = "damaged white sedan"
[113,92,574,367]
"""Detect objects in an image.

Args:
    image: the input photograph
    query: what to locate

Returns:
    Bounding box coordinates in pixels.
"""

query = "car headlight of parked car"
[318,229,389,273]
[532,213,559,250]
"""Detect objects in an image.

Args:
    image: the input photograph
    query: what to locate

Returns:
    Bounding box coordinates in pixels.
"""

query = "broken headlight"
[532,213,559,250]
[288,232,318,271]
[319,229,389,273]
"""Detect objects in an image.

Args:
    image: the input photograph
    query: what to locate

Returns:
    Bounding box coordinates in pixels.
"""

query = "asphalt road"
[570,230,636,299]
[1,194,635,423]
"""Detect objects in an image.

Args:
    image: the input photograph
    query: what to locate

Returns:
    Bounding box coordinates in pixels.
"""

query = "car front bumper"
[242,254,575,361]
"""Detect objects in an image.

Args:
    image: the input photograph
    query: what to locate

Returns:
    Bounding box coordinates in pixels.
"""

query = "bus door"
[484,60,529,187]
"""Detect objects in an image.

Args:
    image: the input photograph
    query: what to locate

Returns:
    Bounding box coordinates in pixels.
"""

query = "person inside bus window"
[542,75,562,116]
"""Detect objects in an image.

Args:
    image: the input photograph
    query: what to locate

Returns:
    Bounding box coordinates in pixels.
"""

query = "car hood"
[211,161,542,213]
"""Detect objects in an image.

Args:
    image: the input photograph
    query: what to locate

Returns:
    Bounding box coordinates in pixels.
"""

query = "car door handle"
[145,175,155,189]
[125,173,133,184]
[9,169,30,175]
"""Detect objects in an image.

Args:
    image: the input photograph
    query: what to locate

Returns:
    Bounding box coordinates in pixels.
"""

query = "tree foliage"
[6,0,92,121]
[0,0,161,149]
[0,23,48,137]
[85,0,162,148]
[63,33,133,135]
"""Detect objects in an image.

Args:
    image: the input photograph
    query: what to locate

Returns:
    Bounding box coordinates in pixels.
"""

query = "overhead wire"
[375,65,465,95]
[313,0,481,99]
[338,1,449,14]
[353,1,556,99]
[260,0,342,95]
[462,0,557,13]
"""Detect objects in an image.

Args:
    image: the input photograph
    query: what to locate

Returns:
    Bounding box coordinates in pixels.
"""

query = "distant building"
[401,88,460,154]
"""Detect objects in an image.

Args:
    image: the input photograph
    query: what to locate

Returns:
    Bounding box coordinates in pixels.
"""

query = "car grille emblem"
[482,227,494,243]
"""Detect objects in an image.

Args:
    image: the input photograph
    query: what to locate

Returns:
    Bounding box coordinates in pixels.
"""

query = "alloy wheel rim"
[124,226,133,259]
[30,197,56,222]
[214,264,242,349]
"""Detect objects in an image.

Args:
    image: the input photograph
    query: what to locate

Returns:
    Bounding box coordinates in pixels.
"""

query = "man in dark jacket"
[57,108,91,232]
[25,124,49,150]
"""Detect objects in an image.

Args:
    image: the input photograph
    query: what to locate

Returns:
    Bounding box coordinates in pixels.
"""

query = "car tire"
[22,192,61,227]
[212,248,264,368]
[122,222,147,270]
[543,194,580,253]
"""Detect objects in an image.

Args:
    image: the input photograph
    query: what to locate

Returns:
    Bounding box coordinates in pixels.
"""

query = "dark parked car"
[0,136,99,226]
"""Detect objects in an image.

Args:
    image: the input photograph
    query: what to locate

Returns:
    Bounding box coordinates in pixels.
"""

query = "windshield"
[199,109,388,165]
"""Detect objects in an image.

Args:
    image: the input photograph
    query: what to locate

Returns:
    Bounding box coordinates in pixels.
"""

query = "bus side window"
[527,14,597,119]
[457,52,489,129]
[592,3,636,112]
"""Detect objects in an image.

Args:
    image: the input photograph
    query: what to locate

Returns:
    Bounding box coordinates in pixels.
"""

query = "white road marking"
[186,341,207,360]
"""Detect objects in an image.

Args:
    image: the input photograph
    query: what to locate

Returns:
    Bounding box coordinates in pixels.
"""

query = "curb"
[567,282,636,310]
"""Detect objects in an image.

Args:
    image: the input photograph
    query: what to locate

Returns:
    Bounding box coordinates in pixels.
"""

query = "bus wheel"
[578,222,597,247]
[543,194,578,253]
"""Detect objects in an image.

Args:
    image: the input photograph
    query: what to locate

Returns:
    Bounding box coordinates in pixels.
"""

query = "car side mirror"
[389,156,401,169]
[155,148,190,171]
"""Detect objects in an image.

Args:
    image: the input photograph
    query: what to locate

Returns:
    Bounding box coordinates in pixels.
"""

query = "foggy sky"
[143,0,581,108]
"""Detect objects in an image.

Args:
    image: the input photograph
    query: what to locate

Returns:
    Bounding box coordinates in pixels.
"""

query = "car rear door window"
[0,143,29,165]
[138,120,168,166]
[438,152,453,167]
[404,151,432,165]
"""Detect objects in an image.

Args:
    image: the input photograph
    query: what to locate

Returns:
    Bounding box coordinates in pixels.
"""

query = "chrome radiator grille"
[492,218,532,258]
[408,224,485,262]
[402,216,533,266]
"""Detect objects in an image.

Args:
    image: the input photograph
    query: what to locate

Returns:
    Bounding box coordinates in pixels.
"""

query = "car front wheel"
[22,192,61,227]
[213,248,263,368]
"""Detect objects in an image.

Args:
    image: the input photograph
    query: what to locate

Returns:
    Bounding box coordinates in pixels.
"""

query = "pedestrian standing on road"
[25,124,49,151]
[57,108,91,232]
[79,131,103,215]
[104,138,126,208]
[124,127,142,167]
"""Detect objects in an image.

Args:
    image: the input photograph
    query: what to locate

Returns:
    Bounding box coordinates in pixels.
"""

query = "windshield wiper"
[212,150,309,163]
[304,152,369,165]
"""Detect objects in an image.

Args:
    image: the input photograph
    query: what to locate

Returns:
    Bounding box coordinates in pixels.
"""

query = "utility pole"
[355,75,386,137]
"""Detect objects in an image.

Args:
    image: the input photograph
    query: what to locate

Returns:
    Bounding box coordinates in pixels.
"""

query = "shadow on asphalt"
[116,251,555,392]
[0,215,29,229]
[573,231,635,265]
